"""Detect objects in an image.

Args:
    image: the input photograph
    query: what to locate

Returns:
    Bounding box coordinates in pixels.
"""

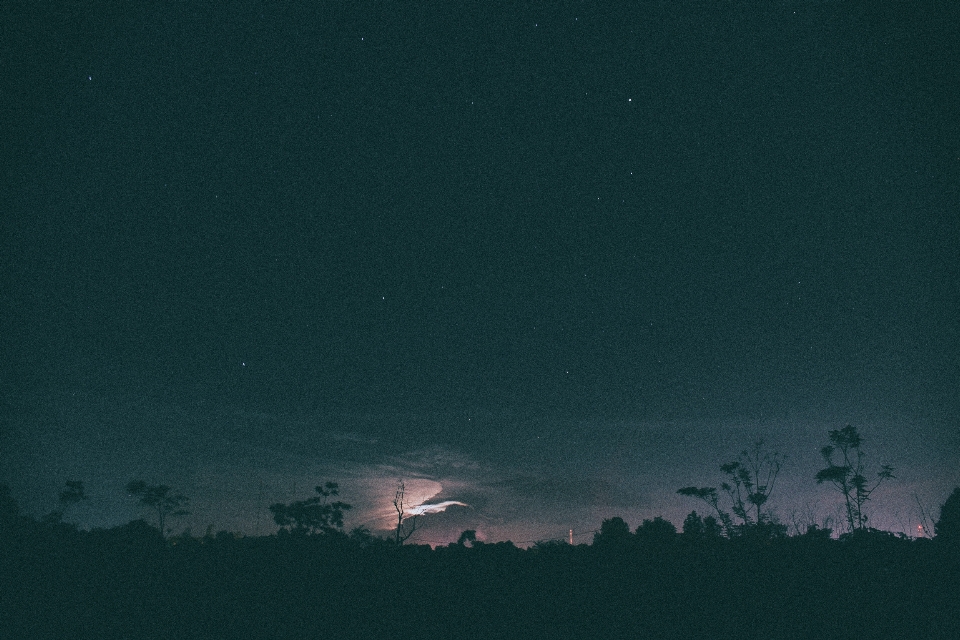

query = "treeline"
[2,483,959,639]
[2,427,958,638]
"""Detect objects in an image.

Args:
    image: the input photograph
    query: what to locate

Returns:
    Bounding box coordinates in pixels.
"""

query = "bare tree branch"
[393,480,419,545]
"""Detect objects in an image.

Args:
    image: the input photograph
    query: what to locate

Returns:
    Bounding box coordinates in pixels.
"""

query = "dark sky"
[3,1,958,544]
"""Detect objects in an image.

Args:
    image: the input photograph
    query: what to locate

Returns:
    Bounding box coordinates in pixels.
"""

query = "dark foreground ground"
[2,521,958,640]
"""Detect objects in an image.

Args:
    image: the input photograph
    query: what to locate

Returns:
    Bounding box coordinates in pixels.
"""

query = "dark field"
[3,518,958,640]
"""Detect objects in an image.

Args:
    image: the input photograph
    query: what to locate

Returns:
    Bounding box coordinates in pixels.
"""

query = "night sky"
[3,2,958,545]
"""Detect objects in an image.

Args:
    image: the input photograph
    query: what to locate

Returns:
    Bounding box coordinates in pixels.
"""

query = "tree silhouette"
[682,511,705,538]
[681,511,724,541]
[935,487,960,546]
[40,479,90,526]
[59,480,87,520]
[59,480,86,506]
[815,426,895,532]
[678,439,784,535]
[348,525,383,548]
[126,480,191,536]
[635,516,677,544]
[456,529,478,547]
[677,487,733,534]
[720,439,784,526]
[593,516,632,547]
[392,480,419,545]
[269,481,351,535]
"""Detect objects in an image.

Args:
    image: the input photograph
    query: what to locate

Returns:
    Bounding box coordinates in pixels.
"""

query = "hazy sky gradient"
[3,1,958,544]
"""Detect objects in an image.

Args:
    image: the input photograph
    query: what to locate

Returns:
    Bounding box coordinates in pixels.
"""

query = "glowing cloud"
[407,500,469,516]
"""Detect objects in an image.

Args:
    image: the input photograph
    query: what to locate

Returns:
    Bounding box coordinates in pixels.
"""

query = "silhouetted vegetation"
[392,479,419,544]
[268,481,351,536]
[815,425,895,532]
[2,493,957,639]
[936,486,960,547]
[1,437,956,639]
[58,480,86,514]
[678,439,786,538]
[125,479,191,536]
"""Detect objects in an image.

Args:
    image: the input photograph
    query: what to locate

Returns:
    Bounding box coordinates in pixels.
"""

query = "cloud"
[390,445,483,476]
[407,500,469,516]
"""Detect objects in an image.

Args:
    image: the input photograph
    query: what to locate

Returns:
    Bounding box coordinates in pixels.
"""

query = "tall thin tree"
[126,480,191,536]
[393,480,419,545]
[815,426,894,532]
